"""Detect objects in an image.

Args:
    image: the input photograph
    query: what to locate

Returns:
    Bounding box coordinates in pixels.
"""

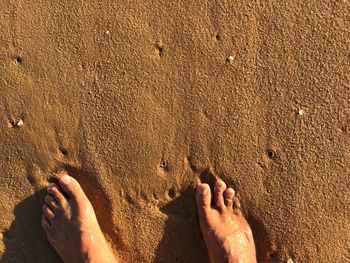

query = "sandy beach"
[0,0,349,262]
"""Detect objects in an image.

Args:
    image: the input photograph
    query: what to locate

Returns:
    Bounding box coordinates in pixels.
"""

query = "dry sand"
[0,0,350,262]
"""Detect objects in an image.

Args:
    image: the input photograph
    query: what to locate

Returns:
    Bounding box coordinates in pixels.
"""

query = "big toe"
[196,183,212,215]
[59,174,86,201]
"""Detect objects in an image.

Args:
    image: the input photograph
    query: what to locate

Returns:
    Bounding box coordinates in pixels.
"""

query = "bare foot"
[196,179,257,263]
[41,174,117,263]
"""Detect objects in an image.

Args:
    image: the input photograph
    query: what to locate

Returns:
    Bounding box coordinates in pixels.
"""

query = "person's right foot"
[41,174,117,263]
[196,178,257,263]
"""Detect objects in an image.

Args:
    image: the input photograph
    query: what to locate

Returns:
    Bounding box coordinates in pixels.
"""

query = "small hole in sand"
[216,34,222,41]
[168,188,176,199]
[125,194,135,205]
[160,160,166,168]
[266,149,276,160]
[156,42,164,57]
[9,118,24,128]
[15,57,23,64]
[160,159,169,171]
[59,147,69,156]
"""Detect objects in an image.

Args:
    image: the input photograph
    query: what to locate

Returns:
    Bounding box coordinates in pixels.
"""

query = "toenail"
[47,183,55,188]
[198,187,208,196]
[226,188,235,196]
[60,175,71,185]
[216,183,225,191]
[216,179,224,186]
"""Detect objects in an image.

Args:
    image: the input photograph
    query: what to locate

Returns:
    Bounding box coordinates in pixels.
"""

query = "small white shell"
[227,55,234,62]
[105,30,111,35]
[16,119,24,127]
[298,109,304,115]
[287,258,294,263]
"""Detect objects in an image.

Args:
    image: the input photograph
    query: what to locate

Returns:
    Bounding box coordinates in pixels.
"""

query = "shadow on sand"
[1,165,121,263]
[246,214,274,263]
[153,169,271,263]
[153,187,209,263]
[0,189,61,262]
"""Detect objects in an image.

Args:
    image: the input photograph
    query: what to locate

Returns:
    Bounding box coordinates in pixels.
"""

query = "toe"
[196,183,212,215]
[47,184,67,207]
[224,187,235,209]
[59,174,86,201]
[45,195,59,210]
[42,204,55,221]
[214,178,227,210]
[233,194,242,211]
[41,214,51,231]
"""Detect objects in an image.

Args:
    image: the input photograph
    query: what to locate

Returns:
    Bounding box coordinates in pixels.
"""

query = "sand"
[0,0,349,262]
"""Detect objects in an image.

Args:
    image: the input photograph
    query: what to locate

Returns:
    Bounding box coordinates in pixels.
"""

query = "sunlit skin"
[196,179,257,263]
[41,175,117,263]
[42,175,256,263]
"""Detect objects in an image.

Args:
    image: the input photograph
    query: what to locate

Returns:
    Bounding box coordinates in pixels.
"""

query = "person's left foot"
[196,178,256,263]
[42,173,117,263]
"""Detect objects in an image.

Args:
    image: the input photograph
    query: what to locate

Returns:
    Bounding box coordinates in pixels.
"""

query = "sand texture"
[0,0,350,262]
